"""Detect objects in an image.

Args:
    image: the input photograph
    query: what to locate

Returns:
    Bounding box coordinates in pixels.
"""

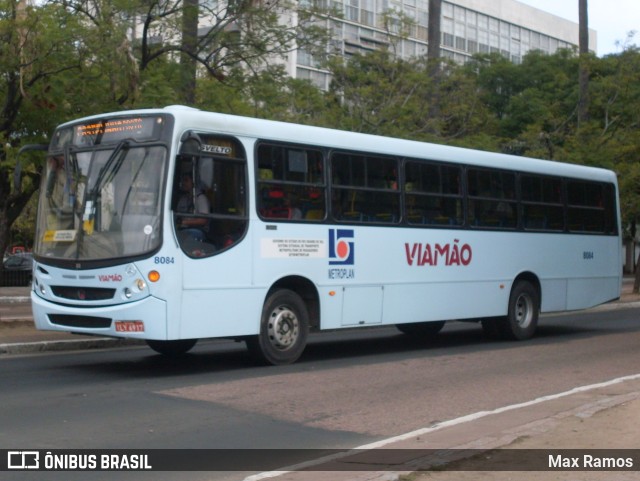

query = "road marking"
[243,373,640,481]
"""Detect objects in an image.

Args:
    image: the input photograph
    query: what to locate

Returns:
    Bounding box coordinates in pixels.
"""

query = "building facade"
[293,0,597,89]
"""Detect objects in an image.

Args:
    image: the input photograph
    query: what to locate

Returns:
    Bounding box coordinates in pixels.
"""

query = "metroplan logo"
[328,229,354,265]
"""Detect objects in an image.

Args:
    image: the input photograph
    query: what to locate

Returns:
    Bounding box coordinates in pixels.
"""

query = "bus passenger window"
[467,169,517,229]
[521,175,564,232]
[404,160,463,227]
[567,180,616,234]
[331,152,400,224]
[257,144,326,222]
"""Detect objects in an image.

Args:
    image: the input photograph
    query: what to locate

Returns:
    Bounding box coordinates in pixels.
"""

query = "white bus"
[30,106,622,364]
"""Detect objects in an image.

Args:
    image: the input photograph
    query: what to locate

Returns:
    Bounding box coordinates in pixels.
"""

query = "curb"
[1,296,30,304]
[0,338,145,355]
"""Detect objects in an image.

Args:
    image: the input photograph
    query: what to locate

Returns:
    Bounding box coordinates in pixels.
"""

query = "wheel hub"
[268,307,299,350]
[515,293,533,328]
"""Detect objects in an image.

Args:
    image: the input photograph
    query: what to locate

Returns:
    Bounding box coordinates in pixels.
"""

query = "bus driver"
[176,173,210,242]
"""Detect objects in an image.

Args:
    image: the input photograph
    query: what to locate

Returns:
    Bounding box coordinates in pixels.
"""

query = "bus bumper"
[31,293,167,340]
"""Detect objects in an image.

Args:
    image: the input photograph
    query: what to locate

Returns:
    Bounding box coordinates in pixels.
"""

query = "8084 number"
[154,256,175,264]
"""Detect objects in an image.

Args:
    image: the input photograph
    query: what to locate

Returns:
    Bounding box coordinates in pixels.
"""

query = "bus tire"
[496,280,539,340]
[247,289,309,365]
[397,321,445,337]
[146,339,198,356]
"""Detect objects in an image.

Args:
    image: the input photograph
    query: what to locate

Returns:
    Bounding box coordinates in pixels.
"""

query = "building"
[293,0,597,90]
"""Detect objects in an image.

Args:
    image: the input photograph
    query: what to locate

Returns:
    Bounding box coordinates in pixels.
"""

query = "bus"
[29,105,622,364]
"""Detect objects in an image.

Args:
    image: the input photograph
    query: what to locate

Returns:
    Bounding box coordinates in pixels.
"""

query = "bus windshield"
[34,143,167,264]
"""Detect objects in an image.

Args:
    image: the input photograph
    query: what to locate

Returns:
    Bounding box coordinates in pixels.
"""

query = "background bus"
[30,106,622,364]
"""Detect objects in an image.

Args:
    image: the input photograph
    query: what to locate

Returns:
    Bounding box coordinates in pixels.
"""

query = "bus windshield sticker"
[43,230,77,243]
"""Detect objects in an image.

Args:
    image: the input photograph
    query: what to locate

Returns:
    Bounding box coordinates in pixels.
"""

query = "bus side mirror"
[14,144,48,194]
[179,131,202,157]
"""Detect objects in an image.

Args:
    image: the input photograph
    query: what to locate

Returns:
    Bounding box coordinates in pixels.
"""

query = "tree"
[0,0,97,265]
[51,0,141,107]
[326,50,492,144]
[467,49,585,159]
[130,0,330,104]
[326,50,435,137]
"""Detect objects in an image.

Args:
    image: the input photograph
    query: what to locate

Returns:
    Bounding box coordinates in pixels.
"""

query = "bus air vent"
[51,286,116,301]
[49,314,112,329]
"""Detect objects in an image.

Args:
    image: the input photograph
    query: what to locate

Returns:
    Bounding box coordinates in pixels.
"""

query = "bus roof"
[62,105,617,184]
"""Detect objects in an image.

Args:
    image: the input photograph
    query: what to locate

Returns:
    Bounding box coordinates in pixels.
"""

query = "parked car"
[1,253,33,286]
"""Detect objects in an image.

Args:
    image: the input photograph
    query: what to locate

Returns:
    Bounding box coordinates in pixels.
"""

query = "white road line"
[243,373,640,481]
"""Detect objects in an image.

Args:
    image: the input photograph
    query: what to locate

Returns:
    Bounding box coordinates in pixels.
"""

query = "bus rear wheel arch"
[483,278,540,341]
[246,289,309,365]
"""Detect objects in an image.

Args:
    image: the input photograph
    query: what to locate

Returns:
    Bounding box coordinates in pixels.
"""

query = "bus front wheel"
[146,339,198,356]
[247,289,309,365]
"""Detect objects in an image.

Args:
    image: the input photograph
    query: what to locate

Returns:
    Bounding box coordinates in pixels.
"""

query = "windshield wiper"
[82,139,131,235]
[90,139,131,197]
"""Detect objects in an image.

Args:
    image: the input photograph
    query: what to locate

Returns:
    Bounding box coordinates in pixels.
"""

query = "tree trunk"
[427,0,441,69]
[427,0,442,130]
[578,0,590,124]
[180,0,199,105]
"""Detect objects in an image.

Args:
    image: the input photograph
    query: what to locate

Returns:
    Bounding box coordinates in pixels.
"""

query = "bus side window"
[257,144,326,221]
[521,175,564,232]
[567,180,616,234]
[404,160,463,227]
[467,169,517,229]
[331,152,399,224]
[174,135,248,257]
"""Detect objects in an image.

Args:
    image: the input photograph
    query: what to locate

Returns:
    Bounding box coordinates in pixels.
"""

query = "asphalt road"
[2,306,640,481]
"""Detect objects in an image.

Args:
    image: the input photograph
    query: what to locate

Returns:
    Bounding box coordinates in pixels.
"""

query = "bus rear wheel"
[247,289,309,365]
[489,280,539,340]
[146,339,198,356]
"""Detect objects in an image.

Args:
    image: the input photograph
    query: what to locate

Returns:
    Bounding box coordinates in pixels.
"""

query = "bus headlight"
[124,278,147,299]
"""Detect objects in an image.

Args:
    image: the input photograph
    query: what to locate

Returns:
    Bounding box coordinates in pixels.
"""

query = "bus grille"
[49,314,112,329]
[51,286,116,301]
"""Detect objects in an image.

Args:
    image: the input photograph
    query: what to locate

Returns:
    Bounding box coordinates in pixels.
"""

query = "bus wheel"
[397,321,445,337]
[146,339,198,356]
[496,281,539,340]
[247,289,309,365]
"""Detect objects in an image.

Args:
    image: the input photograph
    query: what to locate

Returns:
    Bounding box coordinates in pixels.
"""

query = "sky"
[517,0,638,56]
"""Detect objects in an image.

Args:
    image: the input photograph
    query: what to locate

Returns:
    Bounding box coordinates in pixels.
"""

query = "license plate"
[115,321,145,332]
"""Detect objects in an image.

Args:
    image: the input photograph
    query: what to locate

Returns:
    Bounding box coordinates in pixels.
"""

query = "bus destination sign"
[73,116,162,146]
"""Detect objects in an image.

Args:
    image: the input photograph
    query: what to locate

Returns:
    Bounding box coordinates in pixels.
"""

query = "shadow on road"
[56,309,640,383]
